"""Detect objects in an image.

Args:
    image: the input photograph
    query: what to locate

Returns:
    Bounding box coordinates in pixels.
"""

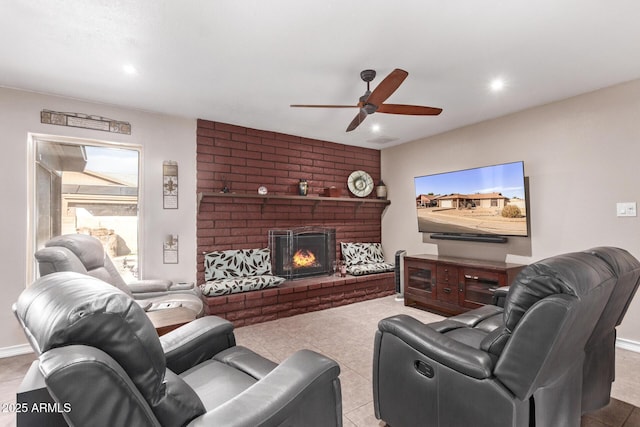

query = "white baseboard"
[0,344,33,358]
[616,338,640,353]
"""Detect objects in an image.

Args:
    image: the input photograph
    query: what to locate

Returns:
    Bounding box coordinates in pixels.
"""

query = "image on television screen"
[414,161,528,237]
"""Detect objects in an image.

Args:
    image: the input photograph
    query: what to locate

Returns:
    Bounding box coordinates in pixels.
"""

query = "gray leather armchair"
[373,248,639,427]
[34,233,204,316]
[580,247,640,412]
[439,247,640,416]
[14,272,343,427]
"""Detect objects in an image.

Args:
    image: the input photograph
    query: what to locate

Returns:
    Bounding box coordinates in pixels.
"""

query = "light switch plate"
[616,202,637,217]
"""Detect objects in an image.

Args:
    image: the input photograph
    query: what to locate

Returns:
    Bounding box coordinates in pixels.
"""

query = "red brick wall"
[196,119,385,284]
[203,273,396,327]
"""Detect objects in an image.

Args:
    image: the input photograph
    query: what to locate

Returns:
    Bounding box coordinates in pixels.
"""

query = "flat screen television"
[414,161,528,239]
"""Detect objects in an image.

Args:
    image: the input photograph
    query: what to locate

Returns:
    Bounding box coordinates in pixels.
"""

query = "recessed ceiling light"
[122,64,137,75]
[490,78,505,92]
[371,123,381,133]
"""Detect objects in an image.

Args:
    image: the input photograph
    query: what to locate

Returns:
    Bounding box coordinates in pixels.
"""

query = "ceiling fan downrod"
[359,69,376,103]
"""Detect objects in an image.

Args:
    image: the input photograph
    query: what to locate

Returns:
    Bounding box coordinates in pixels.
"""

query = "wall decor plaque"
[163,161,178,209]
[163,234,179,264]
[40,110,131,134]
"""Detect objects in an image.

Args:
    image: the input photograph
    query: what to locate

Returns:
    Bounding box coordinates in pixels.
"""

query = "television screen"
[414,161,528,237]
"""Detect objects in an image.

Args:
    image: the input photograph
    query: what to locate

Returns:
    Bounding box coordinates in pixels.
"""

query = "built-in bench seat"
[201,272,395,326]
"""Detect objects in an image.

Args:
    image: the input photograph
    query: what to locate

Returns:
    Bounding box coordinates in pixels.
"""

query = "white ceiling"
[2,1,640,149]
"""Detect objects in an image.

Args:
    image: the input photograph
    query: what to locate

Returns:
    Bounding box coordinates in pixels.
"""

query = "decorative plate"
[347,170,374,197]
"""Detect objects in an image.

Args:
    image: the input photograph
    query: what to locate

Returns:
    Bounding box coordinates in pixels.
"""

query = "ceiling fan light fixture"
[363,104,378,114]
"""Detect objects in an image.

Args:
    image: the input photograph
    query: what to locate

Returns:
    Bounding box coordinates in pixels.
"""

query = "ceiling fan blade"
[365,68,409,107]
[377,104,443,115]
[290,104,358,108]
[346,109,368,132]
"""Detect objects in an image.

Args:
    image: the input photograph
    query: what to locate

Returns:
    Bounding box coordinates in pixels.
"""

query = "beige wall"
[0,87,197,351]
[3,80,640,350]
[381,79,640,343]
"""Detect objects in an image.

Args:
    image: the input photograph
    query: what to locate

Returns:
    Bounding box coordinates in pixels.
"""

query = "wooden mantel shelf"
[197,191,390,213]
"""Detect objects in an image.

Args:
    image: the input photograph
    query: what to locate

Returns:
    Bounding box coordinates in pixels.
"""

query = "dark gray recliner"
[373,248,637,427]
[580,247,640,412]
[14,272,342,427]
[433,247,640,415]
[34,233,205,316]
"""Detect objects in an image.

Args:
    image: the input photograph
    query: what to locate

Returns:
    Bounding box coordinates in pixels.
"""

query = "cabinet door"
[459,268,506,309]
[405,260,436,300]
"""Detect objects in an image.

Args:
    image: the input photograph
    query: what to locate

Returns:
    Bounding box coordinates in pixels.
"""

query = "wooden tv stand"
[404,254,525,316]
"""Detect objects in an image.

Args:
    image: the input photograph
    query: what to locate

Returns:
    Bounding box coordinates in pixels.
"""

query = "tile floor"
[1,295,639,426]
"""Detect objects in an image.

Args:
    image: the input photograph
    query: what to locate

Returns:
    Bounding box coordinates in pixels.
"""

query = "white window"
[29,134,141,282]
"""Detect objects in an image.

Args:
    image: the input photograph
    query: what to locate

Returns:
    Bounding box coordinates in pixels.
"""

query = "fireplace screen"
[269,227,336,280]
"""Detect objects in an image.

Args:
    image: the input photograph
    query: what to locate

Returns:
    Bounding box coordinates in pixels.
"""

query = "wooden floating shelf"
[197,192,390,214]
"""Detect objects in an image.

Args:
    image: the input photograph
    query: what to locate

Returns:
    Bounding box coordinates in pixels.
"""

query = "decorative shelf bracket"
[197,192,204,212]
[312,200,321,215]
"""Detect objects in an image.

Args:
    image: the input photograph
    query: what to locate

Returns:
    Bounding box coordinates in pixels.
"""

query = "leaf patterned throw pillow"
[340,242,385,266]
[204,248,273,281]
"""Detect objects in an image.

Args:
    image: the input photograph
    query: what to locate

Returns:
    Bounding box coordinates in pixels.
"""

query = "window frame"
[26,132,143,284]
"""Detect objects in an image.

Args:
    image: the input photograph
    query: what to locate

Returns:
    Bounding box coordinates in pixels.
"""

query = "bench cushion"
[346,262,395,276]
[202,275,285,297]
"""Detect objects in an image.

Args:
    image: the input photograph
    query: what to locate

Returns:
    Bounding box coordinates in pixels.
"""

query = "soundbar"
[430,233,508,243]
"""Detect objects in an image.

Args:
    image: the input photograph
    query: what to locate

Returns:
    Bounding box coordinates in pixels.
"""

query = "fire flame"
[293,249,318,268]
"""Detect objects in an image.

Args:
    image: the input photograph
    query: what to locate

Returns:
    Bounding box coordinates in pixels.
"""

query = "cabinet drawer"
[436,265,458,284]
[436,282,458,304]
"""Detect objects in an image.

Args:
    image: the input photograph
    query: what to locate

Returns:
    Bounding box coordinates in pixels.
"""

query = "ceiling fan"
[290,68,443,132]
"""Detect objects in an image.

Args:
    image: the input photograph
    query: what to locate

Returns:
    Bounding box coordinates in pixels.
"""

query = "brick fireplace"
[196,119,394,324]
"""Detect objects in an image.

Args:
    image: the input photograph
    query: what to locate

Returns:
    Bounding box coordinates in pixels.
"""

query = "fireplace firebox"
[269,227,336,280]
